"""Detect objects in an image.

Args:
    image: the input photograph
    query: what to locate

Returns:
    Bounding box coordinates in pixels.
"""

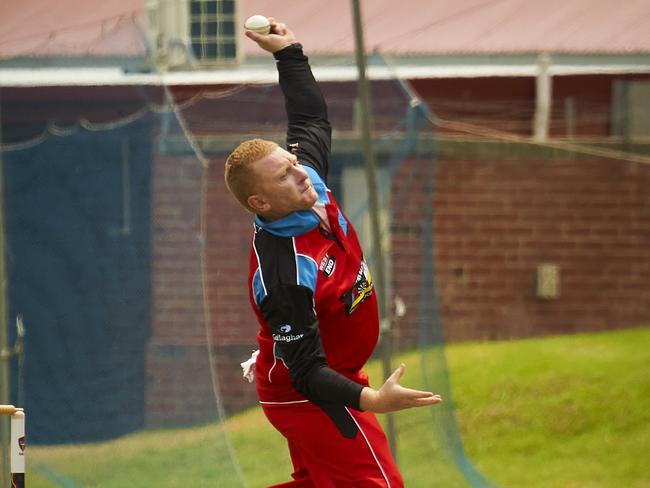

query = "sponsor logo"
[272,333,305,342]
[340,260,374,315]
[279,324,292,333]
[18,436,25,454]
[319,254,336,277]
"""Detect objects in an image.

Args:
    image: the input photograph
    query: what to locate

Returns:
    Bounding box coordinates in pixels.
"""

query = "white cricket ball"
[244,15,271,35]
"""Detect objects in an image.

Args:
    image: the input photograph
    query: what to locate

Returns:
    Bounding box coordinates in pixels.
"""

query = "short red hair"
[224,138,278,212]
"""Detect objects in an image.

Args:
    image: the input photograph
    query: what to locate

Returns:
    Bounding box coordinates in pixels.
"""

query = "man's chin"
[304,188,318,206]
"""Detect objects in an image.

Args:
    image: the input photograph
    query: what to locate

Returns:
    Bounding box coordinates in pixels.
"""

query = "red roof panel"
[0,0,144,58]
[1,0,649,59]
[243,0,650,55]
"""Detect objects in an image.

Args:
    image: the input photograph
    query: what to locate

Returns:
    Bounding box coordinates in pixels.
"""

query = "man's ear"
[248,194,270,214]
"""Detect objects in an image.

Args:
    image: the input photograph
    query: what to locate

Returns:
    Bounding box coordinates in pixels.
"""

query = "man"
[224,18,442,487]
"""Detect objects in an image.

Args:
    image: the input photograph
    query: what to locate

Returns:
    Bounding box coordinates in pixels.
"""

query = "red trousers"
[262,402,404,488]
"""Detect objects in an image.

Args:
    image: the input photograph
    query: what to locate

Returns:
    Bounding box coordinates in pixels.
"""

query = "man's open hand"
[245,17,296,53]
[359,364,442,413]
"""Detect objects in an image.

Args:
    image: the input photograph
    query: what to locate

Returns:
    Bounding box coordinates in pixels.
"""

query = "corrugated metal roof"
[0,0,144,58]
[1,0,649,60]
[242,0,650,55]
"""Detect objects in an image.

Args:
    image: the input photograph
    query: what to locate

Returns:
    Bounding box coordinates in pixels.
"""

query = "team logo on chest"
[340,260,373,315]
[319,253,336,277]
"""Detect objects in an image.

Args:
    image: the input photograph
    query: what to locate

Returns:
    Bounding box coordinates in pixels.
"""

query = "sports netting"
[2,11,650,488]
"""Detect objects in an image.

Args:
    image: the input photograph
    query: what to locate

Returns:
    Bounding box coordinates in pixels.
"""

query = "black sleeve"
[260,284,363,410]
[274,43,332,183]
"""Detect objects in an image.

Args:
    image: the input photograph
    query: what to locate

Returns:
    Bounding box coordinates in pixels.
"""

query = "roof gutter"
[1,54,650,86]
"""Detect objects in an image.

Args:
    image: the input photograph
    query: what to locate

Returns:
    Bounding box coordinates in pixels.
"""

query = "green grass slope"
[28,328,649,487]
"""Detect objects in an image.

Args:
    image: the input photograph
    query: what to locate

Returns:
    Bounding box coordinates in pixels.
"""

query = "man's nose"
[294,165,308,179]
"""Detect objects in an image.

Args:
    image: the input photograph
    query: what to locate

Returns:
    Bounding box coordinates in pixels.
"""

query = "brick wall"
[146,153,205,426]
[146,151,258,427]
[392,152,650,344]
[408,73,650,138]
[203,160,258,347]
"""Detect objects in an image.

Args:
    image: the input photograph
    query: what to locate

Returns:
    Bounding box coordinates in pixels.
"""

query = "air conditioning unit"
[146,0,241,71]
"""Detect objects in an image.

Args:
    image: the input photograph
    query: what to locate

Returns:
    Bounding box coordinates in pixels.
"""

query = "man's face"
[249,147,319,220]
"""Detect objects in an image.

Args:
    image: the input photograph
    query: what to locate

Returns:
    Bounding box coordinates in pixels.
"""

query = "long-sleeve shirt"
[248,43,379,438]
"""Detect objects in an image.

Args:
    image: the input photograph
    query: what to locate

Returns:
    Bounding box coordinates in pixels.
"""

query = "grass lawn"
[28,328,649,487]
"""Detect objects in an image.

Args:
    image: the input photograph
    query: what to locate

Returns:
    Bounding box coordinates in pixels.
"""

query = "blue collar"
[255,210,320,237]
[254,165,330,238]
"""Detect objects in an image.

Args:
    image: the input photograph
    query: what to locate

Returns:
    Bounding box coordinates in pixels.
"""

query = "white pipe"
[534,53,553,142]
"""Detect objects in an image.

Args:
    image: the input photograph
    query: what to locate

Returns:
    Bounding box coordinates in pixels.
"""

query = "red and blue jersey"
[245,43,380,436]
[249,166,379,407]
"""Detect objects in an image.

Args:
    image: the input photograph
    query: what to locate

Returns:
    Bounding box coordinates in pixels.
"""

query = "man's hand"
[359,364,442,414]
[245,17,296,53]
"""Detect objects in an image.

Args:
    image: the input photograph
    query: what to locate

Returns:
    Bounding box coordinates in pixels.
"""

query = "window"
[189,0,238,64]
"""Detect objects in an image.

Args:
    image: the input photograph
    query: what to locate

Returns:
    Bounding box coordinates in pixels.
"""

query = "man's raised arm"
[246,19,331,180]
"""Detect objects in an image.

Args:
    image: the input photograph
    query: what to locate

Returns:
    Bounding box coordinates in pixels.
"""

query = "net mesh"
[1,8,649,488]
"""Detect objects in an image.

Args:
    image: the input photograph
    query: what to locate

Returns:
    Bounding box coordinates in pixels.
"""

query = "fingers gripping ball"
[244,15,271,35]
